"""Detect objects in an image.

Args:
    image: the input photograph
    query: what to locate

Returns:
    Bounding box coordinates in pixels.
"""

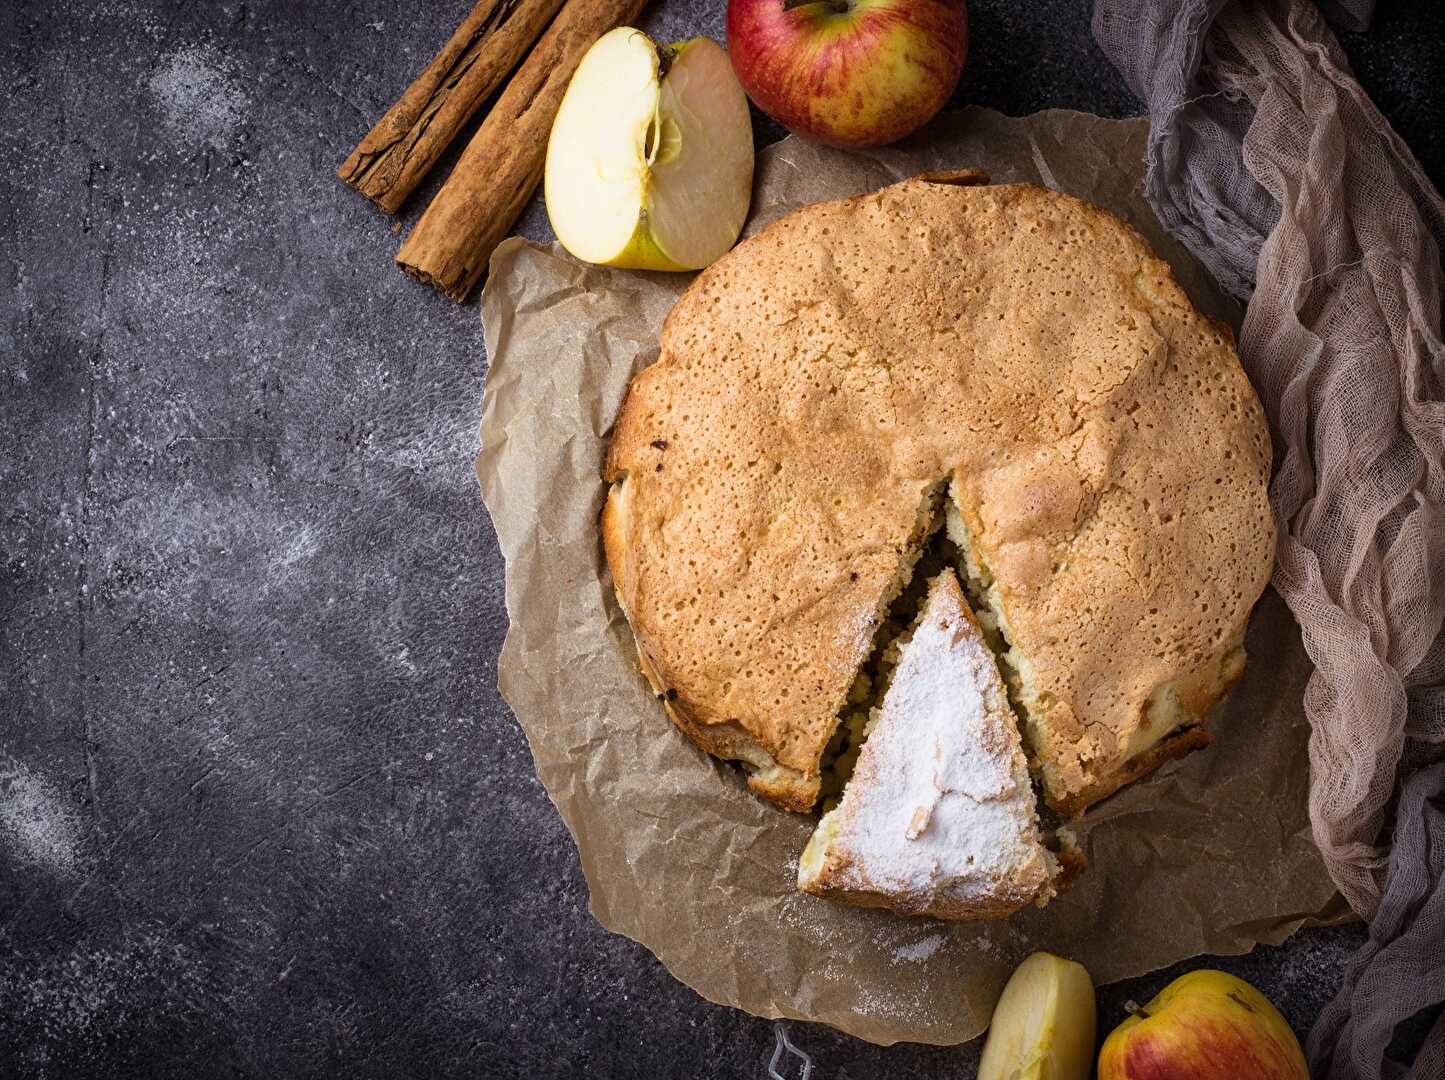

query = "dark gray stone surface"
[1,1,1440,1076]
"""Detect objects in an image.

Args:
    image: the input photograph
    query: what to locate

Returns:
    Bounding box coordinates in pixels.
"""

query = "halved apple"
[978,952,1097,1080]
[544,28,754,271]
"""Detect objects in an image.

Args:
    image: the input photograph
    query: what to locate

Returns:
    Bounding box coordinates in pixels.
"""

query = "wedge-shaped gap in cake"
[798,566,1068,919]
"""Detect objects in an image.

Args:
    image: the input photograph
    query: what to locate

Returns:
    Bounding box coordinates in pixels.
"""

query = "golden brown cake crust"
[1050,724,1214,819]
[603,176,1274,813]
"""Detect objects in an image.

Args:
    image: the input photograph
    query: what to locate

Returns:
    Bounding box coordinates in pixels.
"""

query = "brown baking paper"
[476,107,1339,1046]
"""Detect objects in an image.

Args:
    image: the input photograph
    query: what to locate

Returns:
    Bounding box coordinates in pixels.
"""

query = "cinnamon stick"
[338,0,568,213]
[396,0,648,301]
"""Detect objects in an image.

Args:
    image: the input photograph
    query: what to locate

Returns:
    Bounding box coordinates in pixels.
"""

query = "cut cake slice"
[797,569,1062,919]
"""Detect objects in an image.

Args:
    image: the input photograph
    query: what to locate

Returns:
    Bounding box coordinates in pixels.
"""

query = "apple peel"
[1097,970,1309,1080]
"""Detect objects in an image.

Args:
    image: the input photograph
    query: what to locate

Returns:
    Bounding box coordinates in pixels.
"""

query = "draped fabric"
[1093,1,1445,1074]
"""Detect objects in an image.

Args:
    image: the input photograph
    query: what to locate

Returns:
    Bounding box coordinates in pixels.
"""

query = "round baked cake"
[602,172,1275,817]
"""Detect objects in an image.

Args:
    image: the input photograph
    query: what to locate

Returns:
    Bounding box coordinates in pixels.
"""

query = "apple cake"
[601,172,1274,821]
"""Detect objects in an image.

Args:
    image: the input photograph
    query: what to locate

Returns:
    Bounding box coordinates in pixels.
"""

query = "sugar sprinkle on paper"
[893,934,945,964]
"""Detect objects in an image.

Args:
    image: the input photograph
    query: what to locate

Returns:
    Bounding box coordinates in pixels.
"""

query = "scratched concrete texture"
[2,0,1441,1076]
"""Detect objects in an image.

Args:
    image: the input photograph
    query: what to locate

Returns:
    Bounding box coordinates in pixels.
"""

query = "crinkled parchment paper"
[476,107,1340,1046]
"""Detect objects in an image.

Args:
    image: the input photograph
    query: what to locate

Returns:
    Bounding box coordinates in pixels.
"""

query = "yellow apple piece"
[1097,970,1308,1080]
[978,951,1097,1080]
[544,27,754,271]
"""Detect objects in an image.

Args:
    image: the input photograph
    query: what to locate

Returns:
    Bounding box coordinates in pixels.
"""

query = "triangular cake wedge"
[797,570,1062,919]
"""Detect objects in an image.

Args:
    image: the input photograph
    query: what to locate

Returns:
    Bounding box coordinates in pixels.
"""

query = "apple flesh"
[727,0,967,148]
[978,952,1096,1080]
[1098,970,1309,1080]
[544,28,754,271]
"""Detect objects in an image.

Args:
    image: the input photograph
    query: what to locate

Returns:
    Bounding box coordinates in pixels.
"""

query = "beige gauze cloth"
[1094,0,1445,1074]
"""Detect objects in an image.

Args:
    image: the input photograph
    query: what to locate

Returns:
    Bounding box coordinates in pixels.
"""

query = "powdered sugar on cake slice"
[797,571,1058,919]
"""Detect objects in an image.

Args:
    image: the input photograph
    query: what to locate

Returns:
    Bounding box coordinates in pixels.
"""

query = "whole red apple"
[1098,970,1309,1080]
[726,0,968,148]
